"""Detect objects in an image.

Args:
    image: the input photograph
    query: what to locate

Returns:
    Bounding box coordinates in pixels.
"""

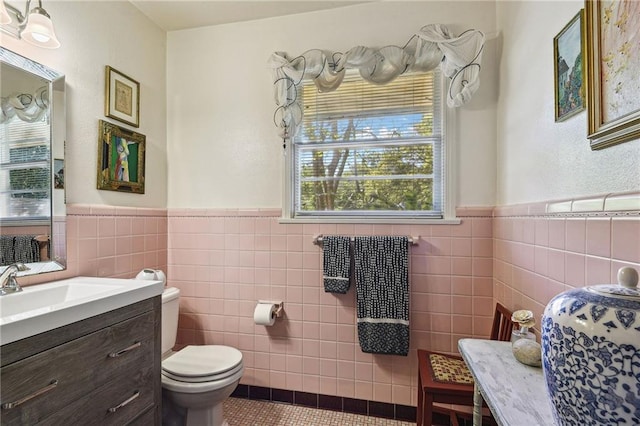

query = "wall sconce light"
[0,0,60,48]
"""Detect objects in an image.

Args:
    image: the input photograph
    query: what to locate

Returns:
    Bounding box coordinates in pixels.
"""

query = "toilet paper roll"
[254,303,277,326]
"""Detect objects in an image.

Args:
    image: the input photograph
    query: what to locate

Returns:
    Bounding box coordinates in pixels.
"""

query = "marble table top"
[458,339,557,426]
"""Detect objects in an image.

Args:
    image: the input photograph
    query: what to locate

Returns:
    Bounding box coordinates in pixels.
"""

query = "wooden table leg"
[417,366,424,425]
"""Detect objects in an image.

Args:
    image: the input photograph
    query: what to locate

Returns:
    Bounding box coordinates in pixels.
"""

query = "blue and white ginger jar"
[541,267,640,425]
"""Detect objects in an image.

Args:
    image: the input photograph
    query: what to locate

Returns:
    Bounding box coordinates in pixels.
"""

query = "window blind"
[0,115,51,220]
[293,70,443,218]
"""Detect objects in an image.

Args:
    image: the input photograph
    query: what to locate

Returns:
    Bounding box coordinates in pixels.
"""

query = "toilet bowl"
[161,287,243,426]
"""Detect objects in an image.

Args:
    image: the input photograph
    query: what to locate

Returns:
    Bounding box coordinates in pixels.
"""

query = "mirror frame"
[0,47,66,275]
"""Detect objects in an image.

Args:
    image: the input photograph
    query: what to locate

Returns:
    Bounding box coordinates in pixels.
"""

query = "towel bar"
[312,234,419,246]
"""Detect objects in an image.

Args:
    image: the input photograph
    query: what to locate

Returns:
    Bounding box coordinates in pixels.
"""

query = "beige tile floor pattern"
[223,398,414,426]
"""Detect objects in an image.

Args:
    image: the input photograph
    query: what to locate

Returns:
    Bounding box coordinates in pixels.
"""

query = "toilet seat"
[161,366,244,394]
[162,345,243,384]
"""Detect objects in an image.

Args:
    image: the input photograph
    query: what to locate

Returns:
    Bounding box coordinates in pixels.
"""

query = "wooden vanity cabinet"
[0,297,161,425]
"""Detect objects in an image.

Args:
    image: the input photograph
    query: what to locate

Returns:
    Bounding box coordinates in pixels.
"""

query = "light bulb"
[31,32,50,43]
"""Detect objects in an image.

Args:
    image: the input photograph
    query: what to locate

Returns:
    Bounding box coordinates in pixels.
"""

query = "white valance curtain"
[268,24,485,140]
[0,86,49,124]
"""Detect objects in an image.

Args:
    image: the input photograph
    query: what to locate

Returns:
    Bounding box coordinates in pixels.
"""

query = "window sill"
[0,219,50,227]
[278,217,461,225]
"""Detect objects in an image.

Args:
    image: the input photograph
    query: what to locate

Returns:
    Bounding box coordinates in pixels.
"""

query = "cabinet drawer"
[126,405,156,426]
[1,311,155,425]
[37,364,155,426]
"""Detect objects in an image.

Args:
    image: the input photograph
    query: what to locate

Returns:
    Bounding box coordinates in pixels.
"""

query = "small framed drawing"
[586,0,640,149]
[553,10,585,122]
[105,66,140,128]
[97,120,145,194]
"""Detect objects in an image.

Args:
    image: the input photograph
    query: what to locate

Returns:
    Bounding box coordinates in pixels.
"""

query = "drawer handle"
[108,342,141,358]
[108,391,140,413]
[1,380,58,410]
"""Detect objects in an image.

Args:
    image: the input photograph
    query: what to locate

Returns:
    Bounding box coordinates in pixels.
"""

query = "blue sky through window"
[298,112,429,144]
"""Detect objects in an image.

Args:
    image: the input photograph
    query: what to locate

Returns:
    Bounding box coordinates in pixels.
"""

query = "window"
[288,69,449,220]
[0,115,51,223]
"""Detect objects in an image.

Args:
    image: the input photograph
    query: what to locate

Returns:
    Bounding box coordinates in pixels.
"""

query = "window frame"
[281,71,458,224]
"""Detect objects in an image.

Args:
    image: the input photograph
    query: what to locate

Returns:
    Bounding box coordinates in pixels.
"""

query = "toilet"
[161,287,244,426]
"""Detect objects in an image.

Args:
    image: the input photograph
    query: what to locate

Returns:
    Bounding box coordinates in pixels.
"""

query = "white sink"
[0,276,164,346]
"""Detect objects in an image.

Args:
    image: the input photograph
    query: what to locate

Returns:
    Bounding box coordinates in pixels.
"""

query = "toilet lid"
[162,345,243,378]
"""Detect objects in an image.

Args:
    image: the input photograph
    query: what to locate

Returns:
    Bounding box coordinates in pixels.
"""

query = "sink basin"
[1,282,115,318]
[0,276,164,346]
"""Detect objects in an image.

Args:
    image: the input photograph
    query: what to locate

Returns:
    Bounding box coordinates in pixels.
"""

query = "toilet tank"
[161,287,180,355]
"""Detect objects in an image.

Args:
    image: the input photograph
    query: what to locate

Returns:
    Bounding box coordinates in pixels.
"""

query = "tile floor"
[223,398,414,426]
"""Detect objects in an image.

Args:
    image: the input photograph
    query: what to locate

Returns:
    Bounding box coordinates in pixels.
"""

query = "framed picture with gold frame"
[105,66,140,128]
[97,120,145,193]
[553,10,585,122]
[585,0,640,149]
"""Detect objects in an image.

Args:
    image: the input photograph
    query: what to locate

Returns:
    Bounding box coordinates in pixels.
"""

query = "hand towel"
[354,236,409,356]
[322,235,351,294]
[12,235,40,263]
[0,235,14,265]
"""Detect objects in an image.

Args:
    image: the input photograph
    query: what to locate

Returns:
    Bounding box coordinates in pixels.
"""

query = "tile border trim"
[230,384,418,422]
[493,191,640,218]
[67,204,167,217]
[67,190,640,220]
[167,208,282,218]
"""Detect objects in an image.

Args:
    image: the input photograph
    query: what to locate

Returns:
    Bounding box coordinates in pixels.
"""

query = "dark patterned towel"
[0,235,40,264]
[322,236,351,293]
[354,236,409,356]
[14,235,40,263]
[0,235,13,265]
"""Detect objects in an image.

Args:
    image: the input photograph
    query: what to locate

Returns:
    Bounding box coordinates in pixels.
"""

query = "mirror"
[0,47,66,275]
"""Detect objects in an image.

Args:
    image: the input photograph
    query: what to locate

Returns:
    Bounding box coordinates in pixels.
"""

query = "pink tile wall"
[18,197,638,409]
[16,195,639,410]
[0,225,50,235]
[19,205,168,286]
[493,209,640,333]
[167,208,495,407]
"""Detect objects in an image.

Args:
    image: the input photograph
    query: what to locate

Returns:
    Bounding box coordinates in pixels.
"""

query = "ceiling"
[130,1,368,32]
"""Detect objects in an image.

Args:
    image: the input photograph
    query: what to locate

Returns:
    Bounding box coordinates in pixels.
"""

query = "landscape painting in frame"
[97,120,145,194]
[554,10,585,122]
[586,0,640,149]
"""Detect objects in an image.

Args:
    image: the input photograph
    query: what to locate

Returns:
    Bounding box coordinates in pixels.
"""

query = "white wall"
[1,1,167,208]
[495,1,640,206]
[4,1,637,212]
[167,1,498,209]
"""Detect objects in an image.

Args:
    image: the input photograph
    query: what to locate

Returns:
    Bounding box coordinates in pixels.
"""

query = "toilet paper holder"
[258,300,284,318]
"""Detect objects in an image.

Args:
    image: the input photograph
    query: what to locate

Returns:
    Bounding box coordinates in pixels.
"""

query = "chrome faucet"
[0,263,29,295]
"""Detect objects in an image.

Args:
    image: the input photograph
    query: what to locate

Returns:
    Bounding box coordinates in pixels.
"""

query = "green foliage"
[9,146,50,199]
[558,53,584,116]
[570,53,583,102]
[413,113,434,137]
[9,168,49,199]
[299,114,435,212]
